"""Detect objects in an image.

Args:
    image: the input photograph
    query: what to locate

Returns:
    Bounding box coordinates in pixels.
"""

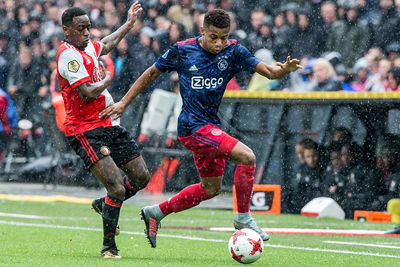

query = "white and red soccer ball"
[228,228,264,264]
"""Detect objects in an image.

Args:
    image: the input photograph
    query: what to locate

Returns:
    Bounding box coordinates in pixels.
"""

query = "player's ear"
[62,25,70,35]
[200,26,205,36]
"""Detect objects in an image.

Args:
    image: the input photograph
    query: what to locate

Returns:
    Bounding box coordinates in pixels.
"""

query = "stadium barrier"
[232,184,281,214]
[353,210,392,223]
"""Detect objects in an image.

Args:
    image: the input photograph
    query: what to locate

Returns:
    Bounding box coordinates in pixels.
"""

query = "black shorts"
[67,126,141,169]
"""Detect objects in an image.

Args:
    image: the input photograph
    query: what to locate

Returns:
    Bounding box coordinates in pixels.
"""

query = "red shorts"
[178,124,239,178]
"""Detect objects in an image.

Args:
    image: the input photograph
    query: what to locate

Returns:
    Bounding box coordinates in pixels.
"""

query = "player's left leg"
[92,155,150,211]
[228,141,270,241]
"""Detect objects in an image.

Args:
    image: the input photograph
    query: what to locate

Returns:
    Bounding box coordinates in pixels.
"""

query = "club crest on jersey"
[218,59,228,71]
[100,146,111,156]
[211,128,222,136]
[68,60,80,73]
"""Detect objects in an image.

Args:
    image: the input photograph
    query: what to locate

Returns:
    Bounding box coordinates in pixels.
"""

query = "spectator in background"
[320,1,339,53]
[294,139,324,212]
[370,0,400,51]
[295,137,315,166]
[272,8,291,62]
[328,2,370,68]
[7,46,42,121]
[291,8,322,59]
[247,49,279,91]
[384,67,400,91]
[366,57,392,92]
[341,142,387,217]
[351,57,369,91]
[0,87,17,162]
[323,143,346,206]
[247,15,275,54]
[376,140,400,180]
[0,31,17,68]
[311,58,342,91]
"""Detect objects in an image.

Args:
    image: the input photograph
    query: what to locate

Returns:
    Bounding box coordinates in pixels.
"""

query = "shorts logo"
[68,60,80,73]
[218,59,228,71]
[211,129,222,136]
[100,146,110,156]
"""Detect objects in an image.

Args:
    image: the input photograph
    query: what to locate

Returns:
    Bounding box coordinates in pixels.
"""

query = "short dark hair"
[203,9,230,29]
[62,7,87,26]
[302,139,318,151]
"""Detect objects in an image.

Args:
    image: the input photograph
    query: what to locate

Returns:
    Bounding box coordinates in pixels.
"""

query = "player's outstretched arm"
[100,1,142,56]
[99,64,162,120]
[75,70,112,102]
[255,56,302,80]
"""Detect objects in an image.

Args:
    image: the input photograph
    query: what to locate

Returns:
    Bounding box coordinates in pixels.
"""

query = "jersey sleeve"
[58,49,90,88]
[91,40,103,58]
[155,44,180,72]
[232,44,261,74]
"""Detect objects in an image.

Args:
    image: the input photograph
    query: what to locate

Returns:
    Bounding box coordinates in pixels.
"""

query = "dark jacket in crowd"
[369,7,400,50]
[327,19,369,68]
[323,164,346,205]
[313,77,342,91]
[294,163,324,212]
[341,162,386,218]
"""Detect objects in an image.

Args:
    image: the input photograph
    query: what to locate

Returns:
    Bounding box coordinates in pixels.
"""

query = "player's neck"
[198,36,211,54]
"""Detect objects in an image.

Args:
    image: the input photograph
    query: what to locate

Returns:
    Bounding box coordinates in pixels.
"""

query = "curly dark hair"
[62,7,87,26]
[203,9,231,29]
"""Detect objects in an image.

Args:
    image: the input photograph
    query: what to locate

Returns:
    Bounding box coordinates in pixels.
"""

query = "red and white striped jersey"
[56,40,119,136]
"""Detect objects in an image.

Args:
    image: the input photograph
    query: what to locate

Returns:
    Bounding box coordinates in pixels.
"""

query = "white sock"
[235,211,251,223]
[148,204,165,220]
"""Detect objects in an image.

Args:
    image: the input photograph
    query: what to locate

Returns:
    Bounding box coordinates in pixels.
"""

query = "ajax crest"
[218,59,228,71]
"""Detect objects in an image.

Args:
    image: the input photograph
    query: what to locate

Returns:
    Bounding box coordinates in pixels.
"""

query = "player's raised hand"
[99,101,126,120]
[277,56,302,73]
[126,1,143,27]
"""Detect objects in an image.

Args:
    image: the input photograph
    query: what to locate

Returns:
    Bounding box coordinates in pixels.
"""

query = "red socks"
[234,165,255,213]
[159,183,213,216]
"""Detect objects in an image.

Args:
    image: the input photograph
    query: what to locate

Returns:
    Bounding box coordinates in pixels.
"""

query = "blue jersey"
[155,37,260,137]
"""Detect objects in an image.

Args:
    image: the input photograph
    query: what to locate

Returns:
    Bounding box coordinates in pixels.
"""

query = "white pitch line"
[0,220,225,243]
[0,220,399,259]
[323,241,400,249]
[210,227,387,235]
[264,244,400,259]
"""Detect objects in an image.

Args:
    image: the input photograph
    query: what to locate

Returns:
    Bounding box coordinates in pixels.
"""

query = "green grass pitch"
[0,199,399,266]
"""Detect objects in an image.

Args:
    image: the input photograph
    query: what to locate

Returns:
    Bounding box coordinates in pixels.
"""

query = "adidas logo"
[189,65,198,71]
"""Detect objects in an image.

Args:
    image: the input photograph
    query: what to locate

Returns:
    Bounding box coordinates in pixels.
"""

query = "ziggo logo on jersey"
[191,76,224,89]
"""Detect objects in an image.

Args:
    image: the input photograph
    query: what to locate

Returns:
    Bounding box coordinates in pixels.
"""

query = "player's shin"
[102,195,123,248]
[159,183,213,216]
[234,165,255,214]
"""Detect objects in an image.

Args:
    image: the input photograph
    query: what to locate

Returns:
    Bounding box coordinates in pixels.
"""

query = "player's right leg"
[90,156,125,258]
[140,178,218,248]
[67,129,126,258]
[229,141,269,241]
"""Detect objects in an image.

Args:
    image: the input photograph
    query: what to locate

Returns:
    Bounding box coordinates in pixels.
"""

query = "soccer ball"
[228,228,264,264]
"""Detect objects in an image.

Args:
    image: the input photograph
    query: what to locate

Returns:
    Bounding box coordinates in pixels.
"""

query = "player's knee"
[242,150,256,166]
[203,184,222,197]
[136,168,151,188]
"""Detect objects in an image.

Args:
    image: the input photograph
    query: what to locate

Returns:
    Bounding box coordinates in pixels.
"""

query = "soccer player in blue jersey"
[100,9,301,248]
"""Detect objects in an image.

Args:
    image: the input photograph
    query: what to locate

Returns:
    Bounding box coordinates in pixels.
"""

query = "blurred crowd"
[0,0,399,120]
[1,0,400,197]
[292,127,400,218]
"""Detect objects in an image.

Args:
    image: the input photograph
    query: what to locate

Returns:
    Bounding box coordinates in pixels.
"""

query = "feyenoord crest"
[100,146,111,156]
[68,60,80,73]
[211,128,222,136]
[218,59,228,71]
